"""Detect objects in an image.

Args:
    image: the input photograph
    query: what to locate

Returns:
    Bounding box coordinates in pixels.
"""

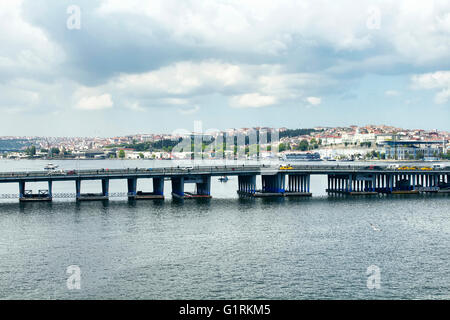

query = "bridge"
[0,164,449,202]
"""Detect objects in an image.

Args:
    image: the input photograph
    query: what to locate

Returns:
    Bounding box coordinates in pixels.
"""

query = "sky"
[0,0,449,136]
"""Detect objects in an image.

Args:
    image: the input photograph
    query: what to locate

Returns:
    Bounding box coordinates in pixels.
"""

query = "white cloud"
[97,0,450,62]
[75,94,113,110]
[125,102,145,112]
[81,61,321,110]
[0,0,64,79]
[115,61,247,96]
[412,71,450,104]
[306,96,321,106]
[435,88,450,104]
[385,90,400,96]
[230,93,277,108]
[411,71,450,89]
[162,98,189,105]
[178,105,200,115]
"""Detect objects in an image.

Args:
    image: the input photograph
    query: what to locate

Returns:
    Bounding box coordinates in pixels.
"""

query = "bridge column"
[171,177,185,198]
[196,175,211,196]
[101,179,109,197]
[348,174,353,192]
[238,175,256,195]
[19,181,25,198]
[127,178,137,198]
[75,179,81,198]
[48,180,53,198]
[153,178,164,196]
[280,174,285,193]
[261,173,284,194]
[250,175,256,193]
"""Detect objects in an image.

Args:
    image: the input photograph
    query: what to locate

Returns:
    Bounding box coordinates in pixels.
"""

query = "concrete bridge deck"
[1,164,449,181]
[0,164,448,201]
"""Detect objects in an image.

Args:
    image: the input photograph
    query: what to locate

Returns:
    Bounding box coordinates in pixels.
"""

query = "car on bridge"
[397,166,417,170]
[48,170,66,176]
[279,165,293,170]
[365,165,384,170]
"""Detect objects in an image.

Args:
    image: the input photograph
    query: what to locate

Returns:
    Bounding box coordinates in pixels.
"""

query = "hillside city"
[1,125,449,161]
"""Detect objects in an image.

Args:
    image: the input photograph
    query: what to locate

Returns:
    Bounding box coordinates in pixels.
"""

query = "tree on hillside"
[25,145,36,156]
[296,139,309,151]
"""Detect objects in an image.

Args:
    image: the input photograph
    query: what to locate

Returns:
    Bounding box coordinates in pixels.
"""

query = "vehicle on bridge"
[366,165,384,170]
[48,170,66,176]
[44,163,58,170]
[397,166,418,170]
[279,165,293,170]
[387,164,400,169]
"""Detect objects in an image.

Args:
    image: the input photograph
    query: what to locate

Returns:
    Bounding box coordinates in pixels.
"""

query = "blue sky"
[0,0,449,136]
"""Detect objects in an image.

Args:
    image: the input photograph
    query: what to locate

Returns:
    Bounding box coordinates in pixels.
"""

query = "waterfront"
[0,160,449,299]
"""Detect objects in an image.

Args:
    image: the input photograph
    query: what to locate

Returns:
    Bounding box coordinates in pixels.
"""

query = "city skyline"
[1,1,449,136]
[0,123,448,139]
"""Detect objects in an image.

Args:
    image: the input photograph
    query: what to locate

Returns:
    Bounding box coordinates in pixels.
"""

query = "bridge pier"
[419,172,450,193]
[127,177,137,197]
[259,173,285,197]
[171,177,184,199]
[327,174,377,195]
[18,181,52,202]
[172,175,212,199]
[76,179,109,201]
[284,174,312,197]
[195,176,211,197]
[127,177,164,200]
[237,175,256,197]
[377,173,418,194]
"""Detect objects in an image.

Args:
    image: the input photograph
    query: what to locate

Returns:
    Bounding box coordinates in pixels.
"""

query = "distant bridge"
[0,164,449,202]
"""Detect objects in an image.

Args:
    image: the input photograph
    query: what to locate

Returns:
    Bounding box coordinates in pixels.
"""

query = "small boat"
[218,176,229,182]
[44,163,58,170]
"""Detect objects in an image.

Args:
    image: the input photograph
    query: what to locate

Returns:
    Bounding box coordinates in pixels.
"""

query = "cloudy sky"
[1,0,449,136]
